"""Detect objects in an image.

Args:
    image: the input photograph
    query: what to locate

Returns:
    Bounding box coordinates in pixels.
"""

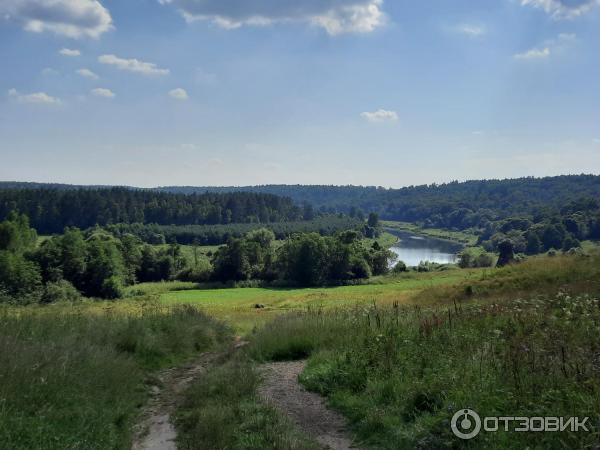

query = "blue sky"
[1,0,599,187]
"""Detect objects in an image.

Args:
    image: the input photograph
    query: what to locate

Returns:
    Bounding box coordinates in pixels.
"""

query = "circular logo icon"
[451,409,482,440]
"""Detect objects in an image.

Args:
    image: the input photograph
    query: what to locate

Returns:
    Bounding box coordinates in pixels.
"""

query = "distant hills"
[2,175,600,232]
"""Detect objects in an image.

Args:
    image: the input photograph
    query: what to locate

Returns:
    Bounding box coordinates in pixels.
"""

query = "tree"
[496,240,515,267]
[277,233,329,286]
[525,232,542,255]
[0,212,37,253]
[542,224,565,251]
[367,212,380,228]
[83,237,125,298]
[562,235,581,252]
[0,250,43,303]
[392,260,407,273]
[458,251,473,268]
[212,238,251,282]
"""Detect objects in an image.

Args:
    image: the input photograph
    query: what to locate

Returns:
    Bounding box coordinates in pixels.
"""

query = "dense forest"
[105,216,362,245]
[0,188,307,234]
[157,175,600,226]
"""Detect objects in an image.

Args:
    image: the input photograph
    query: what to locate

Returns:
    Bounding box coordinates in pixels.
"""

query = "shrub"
[41,280,81,303]
[101,276,125,299]
[392,260,407,273]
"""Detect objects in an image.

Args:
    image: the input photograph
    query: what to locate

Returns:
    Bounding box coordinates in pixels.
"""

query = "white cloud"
[521,0,600,19]
[77,68,99,80]
[593,138,600,144]
[514,33,577,61]
[514,47,550,60]
[360,109,398,123]
[159,0,386,35]
[91,87,115,98]
[8,88,61,104]
[59,48,80,56]
[455,24,486,37]
[98,54,170,76]
[0,0,113,38]
[168,88,188,100]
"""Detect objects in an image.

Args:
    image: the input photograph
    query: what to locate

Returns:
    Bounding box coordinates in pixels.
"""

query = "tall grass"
[247,253,600,449]
[250,296,600,449]
[416,253,600,305]
[0,304,230,450]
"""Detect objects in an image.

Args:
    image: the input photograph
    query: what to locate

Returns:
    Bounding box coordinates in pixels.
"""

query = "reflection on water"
[387,229,463,267]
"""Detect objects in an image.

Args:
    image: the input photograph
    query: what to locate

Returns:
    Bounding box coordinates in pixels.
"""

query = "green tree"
[83,237,125,298]
[496,240,515,267]
[0,212,37,253]
[0,251,43,303]
[525,232,542,255]
[367,212,380,228]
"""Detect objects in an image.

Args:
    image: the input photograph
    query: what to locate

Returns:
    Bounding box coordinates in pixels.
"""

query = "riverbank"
[382,220,478,246]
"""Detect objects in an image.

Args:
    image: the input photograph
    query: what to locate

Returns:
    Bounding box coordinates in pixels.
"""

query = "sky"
[0,0,599,188]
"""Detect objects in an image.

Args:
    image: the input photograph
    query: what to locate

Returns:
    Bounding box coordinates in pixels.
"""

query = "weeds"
[249,289,600,449]
[0,304,229,449]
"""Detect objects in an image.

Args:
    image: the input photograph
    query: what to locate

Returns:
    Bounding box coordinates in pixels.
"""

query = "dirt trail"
[259,360,361,450]
[131,351,225,450]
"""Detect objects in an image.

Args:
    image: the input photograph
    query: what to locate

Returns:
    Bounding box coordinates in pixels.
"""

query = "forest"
[0,187,307,234]
[104,215,362,245]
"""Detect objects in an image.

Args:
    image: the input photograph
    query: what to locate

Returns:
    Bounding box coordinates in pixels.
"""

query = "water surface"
[387,229,463,267]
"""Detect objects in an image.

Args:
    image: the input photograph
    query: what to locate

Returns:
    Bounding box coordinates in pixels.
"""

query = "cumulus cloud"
[168,88,189,100]
[91,87,115,98]
[514,47,550,60]
[59,48,80,56]
[0,0,113,38]
[454,24,486,37]
[158,0,386,35]
[360,109,398,122]
[521,0,600,19]
[77,68,99,80]
[8,88,61,104]
[98,54,170,76]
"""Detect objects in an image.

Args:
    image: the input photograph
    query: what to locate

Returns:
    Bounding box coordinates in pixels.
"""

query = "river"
[386,229,463,267]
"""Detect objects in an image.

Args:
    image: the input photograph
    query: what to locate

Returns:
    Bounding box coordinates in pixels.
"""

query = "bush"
[392,261,407,273]
[41,280,81,304]
[100,276,125,299]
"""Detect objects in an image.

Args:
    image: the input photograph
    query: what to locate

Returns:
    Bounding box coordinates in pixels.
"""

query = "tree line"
[0,212,390,304]
[0,187,307,234]
[104,215,362,245]
[211,228,392,286]
[158,175,600,235]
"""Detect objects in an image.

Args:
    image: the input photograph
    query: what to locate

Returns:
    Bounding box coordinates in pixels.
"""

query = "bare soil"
[131,352,219,450]
[259,360,361,450]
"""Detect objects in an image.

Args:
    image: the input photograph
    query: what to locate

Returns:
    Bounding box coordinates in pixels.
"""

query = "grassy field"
[245,253,600,449]
[0,305,230,450]
[2,244,598,449]
[156,269,475,333]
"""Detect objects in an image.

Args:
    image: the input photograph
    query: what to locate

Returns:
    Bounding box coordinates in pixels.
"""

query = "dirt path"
[259,360,361,450]
[131,352,219,450]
